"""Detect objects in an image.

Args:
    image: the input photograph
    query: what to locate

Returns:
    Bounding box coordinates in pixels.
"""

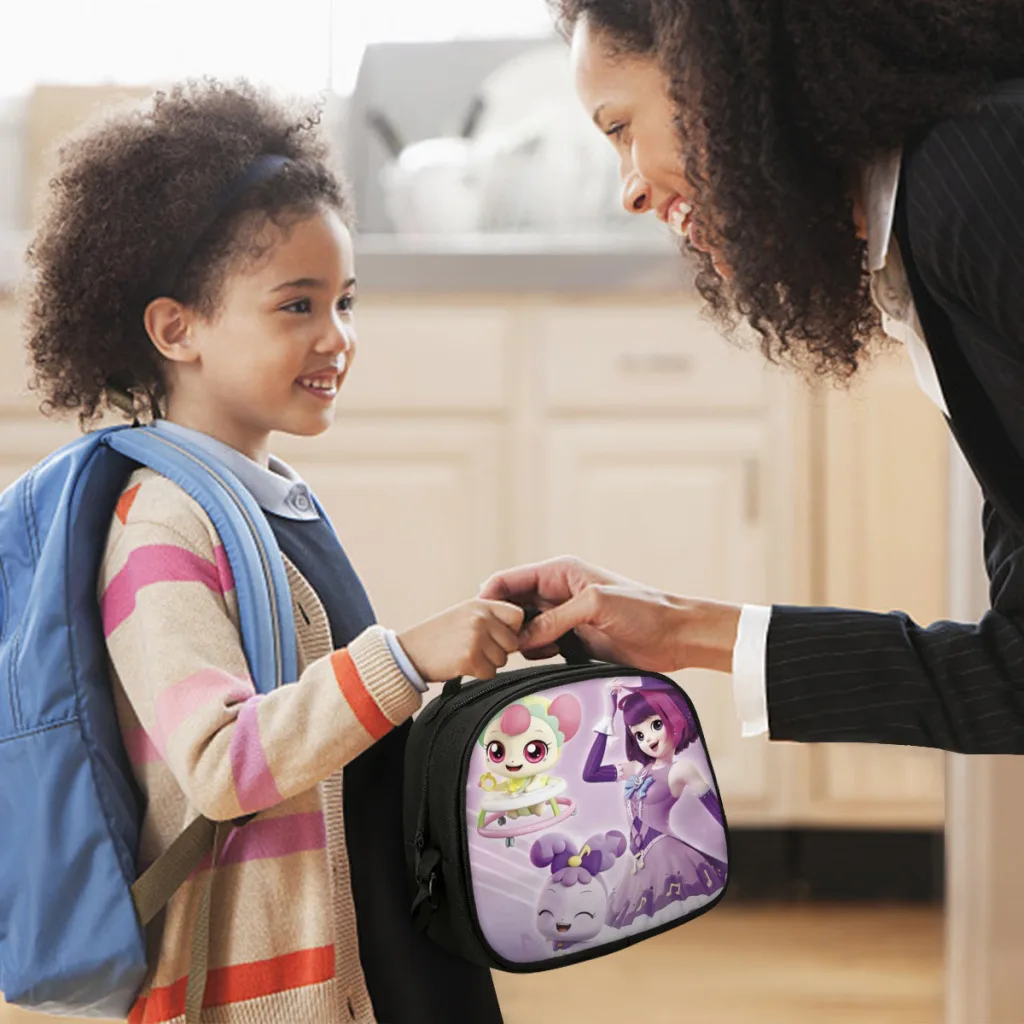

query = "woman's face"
[570,14,728,276]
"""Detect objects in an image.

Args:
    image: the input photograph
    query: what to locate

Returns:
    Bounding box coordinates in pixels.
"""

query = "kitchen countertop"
[0,229,698,297]
[350,232,697,295]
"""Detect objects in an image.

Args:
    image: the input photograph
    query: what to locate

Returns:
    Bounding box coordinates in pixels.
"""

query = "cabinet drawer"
[539,303,766,413]
[343,304,508,412]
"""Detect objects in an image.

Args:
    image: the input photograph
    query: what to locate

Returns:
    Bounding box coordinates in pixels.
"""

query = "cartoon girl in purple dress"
[582,678,727,928]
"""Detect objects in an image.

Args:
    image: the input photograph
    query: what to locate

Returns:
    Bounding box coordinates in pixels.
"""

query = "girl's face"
[569,15,728,277]
[162,208,357,462]
[483,717,561,780]
[631,712,672,760]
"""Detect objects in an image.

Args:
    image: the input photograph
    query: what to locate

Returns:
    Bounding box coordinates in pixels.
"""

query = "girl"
[23,79,519,1024]
[582,679,726,928]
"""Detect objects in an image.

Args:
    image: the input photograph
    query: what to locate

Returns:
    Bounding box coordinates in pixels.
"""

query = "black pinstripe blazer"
[767,81,1024,753]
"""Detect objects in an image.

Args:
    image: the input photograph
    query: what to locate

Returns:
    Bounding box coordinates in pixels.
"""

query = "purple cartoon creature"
[529,830,627,953]
[583,678,727,929]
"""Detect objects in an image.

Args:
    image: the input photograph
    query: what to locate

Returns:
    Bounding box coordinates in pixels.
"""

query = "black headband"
[151,153,292,299]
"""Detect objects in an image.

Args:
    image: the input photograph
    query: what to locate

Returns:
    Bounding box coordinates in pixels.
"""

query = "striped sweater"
[98,467,422,1023]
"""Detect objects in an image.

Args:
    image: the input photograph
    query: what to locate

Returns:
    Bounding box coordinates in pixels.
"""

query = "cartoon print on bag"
[582,678,727,928]
[529,830,627,952]
[476,693,582,847]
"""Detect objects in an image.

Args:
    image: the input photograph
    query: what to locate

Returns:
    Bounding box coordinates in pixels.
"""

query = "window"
[0,0,555,99]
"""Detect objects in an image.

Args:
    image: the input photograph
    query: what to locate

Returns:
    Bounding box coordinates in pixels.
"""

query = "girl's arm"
[668,760,724,825]
[99,472,422,822]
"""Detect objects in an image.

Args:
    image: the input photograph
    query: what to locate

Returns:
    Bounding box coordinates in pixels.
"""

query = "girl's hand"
[479,556,740,673]
[397,599,525,682]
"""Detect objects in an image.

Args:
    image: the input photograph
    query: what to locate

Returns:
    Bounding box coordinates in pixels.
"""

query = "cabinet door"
[535,418,782,823]
[803,346,948,827]
[271,419,508,634]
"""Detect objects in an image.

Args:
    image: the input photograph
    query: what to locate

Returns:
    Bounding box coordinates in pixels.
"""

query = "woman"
[482,0,1024,752]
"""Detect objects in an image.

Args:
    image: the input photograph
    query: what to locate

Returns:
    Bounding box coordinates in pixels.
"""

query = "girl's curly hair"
[23,78,351,426]
[551,0,1024,380]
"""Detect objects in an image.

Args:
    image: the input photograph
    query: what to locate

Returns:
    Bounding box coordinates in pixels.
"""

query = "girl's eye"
[605,123,626,141]
[338,294,355,313]
[523,741,548,764]
[282,298,311,314]
[634,730,644,743]
[487,741,505,764]
[651,719,663,733]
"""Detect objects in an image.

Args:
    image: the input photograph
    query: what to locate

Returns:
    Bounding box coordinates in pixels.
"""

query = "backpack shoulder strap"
[103,425,298,692]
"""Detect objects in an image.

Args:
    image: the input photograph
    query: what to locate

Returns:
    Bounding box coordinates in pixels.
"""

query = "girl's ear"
[144,297,199,364]
[549,694,582,743]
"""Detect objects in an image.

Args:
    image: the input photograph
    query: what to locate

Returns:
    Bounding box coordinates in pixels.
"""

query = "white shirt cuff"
[384,629,428,693]
[731,603,772,738]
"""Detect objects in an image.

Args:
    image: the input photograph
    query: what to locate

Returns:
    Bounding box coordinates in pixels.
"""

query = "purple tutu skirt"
[607,835,726,929]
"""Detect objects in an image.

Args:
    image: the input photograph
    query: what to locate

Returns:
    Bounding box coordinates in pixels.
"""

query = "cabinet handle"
[744,458,760,523]
[617,353,694,376]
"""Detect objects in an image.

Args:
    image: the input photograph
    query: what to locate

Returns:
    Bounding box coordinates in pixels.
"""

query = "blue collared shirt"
[151,420,427,692]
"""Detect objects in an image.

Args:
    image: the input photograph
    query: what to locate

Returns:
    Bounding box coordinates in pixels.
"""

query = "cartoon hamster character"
[529,830,627,952]
[477,693,581,818]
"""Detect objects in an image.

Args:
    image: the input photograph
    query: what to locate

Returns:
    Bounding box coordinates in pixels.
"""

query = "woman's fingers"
[519,585,602,649]
[478,555,611,605]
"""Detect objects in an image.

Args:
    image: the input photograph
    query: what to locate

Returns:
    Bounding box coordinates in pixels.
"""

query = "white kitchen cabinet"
[791,344,949,827]
[270,418,509,633]
[536,417,782,822]
[0,285,952,829]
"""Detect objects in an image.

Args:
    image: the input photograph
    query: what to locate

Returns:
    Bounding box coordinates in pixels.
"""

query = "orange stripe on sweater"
[115,483,141,524]
[128,946,335,1022]
[331,648,392,740]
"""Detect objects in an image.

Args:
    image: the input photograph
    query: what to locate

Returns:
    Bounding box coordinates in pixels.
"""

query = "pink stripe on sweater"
[124,728,163,766]
[154,668,255,754]
[213,544,235,594]
[184,813,326,873]
[230,696,282,813]
[101,543,232,637]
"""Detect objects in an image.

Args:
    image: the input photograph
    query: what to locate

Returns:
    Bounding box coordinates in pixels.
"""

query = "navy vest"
[265,513,503,1024]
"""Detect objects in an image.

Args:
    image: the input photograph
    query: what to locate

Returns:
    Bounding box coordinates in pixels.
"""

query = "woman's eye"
[524,741,548,763]
[652,719,663,733]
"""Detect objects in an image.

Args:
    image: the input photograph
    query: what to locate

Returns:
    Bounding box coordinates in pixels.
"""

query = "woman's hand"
[478,556,741,674]
[397,599,525,682]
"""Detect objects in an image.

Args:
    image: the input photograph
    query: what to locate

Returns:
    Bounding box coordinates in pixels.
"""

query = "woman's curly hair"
[551,0,1024,380]
[23,78,351,426]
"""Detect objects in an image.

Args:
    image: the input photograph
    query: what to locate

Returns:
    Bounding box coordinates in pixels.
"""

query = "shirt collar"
[861,149,903,272]
[152,419,319,521]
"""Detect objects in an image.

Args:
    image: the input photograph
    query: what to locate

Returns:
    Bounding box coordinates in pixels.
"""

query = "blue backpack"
[0,423,299,1019]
